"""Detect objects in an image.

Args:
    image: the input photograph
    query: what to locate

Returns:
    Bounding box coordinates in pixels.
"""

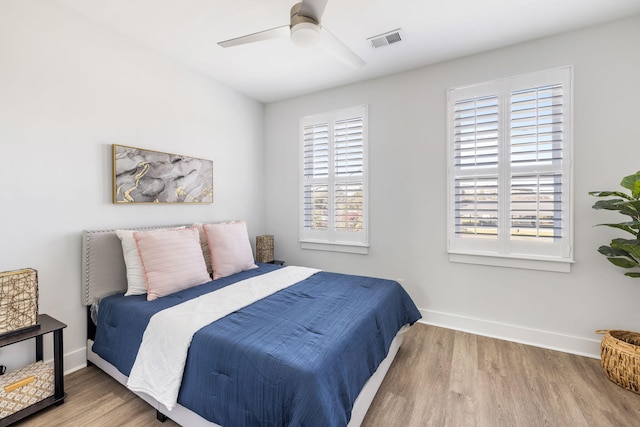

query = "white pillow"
[203,221,258,280]
[116,229,148,296]
[194,223,213,276]
[134,226,211,301]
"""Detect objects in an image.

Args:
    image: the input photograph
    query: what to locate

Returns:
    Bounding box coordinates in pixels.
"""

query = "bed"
[81,224,421,426]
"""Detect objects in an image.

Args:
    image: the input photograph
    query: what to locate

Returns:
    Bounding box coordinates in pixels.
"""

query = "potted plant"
[589,170,640,278]
[590,170,640,394]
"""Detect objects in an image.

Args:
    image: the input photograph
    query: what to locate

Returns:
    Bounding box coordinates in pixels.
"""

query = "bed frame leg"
[156,410,168,422]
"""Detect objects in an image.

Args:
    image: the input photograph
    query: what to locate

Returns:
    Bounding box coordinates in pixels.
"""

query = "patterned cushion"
[134,227,210,301]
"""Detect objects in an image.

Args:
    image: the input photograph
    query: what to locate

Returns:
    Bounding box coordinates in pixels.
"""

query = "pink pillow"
[134,227,211,301]
[203,221,258,280]
[116,227,185,296]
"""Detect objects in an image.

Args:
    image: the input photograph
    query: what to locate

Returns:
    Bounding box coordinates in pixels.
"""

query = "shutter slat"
[335,117,364,177]
[509,83,565,170]
[454,175,499,238]
[303,183,329,230]
[454,96,500,171]
[510,171,563,240]
[334,182,363,232]
[303,122,330,179]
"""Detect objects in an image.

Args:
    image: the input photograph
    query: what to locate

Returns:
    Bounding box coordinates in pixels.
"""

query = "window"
[447,67,573,272]
[300,105,368,254]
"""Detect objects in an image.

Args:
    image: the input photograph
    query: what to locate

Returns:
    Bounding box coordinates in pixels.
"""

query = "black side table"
[0,314,67,426]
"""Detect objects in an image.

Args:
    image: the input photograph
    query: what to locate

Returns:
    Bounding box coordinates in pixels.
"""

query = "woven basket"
[0,361,53,419]
[0,268,38,336]
[598,330,640,393]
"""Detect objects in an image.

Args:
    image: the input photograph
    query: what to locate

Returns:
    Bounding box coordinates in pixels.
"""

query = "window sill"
[448,252,573,273]
[300,240,369,255]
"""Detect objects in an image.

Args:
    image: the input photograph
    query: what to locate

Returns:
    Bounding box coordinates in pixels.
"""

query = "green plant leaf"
[610,238,640,260]
[606,221,640,228]
[589,190,633,200]
[620,171,640,199]
[598,245,629,257]
[625,272,640,278]
[592,199,640,219]
[595,222,640,235]
[591,199,626,209]
[607,257,639,268]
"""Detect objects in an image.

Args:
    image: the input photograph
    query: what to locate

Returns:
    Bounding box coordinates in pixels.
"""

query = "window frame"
[299,105,369,254]
[446,67,574,272]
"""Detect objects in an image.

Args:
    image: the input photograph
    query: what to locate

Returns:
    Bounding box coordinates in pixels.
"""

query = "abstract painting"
[112,144,213,204]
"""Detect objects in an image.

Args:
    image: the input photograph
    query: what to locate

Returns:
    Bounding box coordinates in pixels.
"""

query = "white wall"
[264,14,640,358]
[0,1,265,372]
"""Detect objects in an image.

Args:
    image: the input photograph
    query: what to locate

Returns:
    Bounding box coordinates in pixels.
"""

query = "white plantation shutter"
[448,67,573,271]
[453,95,500,240]
[334,117,364,233]
[510,84,564,243]
[454,177,499,237]
[303,123,330,231]
[301,106,368,252]
[510,174,563,239]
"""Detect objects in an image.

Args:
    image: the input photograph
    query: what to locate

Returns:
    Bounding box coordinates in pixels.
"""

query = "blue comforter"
[92,263,421,426]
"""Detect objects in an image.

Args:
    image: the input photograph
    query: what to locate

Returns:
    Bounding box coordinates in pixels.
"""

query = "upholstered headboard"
[81,225,191,306]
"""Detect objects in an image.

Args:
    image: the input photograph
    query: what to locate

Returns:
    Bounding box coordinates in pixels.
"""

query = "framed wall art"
[112,144,213,204]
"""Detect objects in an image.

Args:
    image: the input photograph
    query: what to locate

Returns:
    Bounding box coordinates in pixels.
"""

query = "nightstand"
[0,314,67,426]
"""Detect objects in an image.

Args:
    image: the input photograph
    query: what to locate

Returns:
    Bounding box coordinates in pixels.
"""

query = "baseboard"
[419,309,601,359]
[49,346,87,375]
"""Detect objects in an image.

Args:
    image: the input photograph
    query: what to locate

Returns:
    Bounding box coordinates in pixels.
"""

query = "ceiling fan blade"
[298,0,328,22]
[318,27,365,69]
[218,25,289,48]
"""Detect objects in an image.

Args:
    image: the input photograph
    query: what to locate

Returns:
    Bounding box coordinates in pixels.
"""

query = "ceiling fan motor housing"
[290,3,321,47]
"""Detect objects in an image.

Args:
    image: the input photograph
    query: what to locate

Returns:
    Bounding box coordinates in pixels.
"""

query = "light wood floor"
[13,323,640,426]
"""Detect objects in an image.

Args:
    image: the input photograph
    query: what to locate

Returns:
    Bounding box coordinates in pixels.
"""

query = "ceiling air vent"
[367,29,402,49]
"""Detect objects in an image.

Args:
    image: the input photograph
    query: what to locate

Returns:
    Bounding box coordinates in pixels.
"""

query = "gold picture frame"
[112,144,213,204]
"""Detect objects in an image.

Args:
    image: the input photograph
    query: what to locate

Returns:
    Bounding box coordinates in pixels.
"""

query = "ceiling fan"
[217,0,365,68]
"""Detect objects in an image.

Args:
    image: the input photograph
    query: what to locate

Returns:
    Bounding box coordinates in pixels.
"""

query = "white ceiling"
[53,0,640,104]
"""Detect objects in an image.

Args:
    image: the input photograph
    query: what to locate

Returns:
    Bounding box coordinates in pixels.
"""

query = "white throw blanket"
[127,266,320,410]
